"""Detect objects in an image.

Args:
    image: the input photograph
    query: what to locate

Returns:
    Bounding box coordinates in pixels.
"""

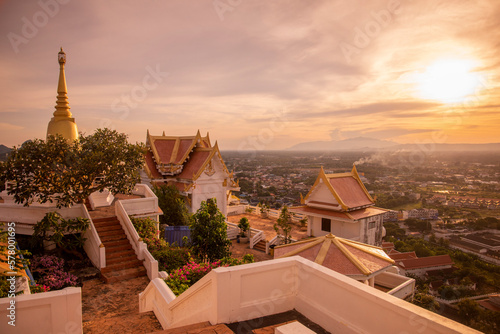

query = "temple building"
[273,234,415,300]
[290,165,388,246]
[143,130,239,215]
[46,48,79,141]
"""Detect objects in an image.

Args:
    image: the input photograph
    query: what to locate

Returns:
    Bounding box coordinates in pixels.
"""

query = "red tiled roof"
[398,255,453,270]
[175,139,195,164]
[348,207,387,219]
[154,139,176,163]
[389,251,417,261]
[289,206,352,221]
[274,234,394,277]
[144,151,162,179]
[177,150,211,180]
[329,176,373,208]
[290,206,386,221]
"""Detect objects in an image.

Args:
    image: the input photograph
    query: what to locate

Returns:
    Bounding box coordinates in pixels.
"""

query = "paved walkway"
[82,276,162,333]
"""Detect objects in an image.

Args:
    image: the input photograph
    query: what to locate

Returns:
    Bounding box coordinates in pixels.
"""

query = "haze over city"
[1,0,499,149]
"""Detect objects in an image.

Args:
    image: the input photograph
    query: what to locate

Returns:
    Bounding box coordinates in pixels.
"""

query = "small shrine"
[143,130,239,215]
[290,165,388,246]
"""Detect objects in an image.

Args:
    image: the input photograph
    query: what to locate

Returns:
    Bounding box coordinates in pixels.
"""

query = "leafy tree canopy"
[152,184,190,226]
[190,198,231,262]
[32,212,90,258]
[0,128,144,208]
[274,206,292,244]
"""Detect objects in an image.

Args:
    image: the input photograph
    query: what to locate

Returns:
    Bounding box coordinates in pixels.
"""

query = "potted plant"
[238,217,250,244]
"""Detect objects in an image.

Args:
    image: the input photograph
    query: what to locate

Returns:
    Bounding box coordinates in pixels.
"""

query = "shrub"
[165,260,221,296]
[164,256,255,296]
[152,247,191,272]
[30,255,78,290]
[131,217,158,240]
[238,217,250,237]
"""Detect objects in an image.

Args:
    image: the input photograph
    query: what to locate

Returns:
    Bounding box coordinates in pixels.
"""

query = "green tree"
[32,212,90,258]
[0,128,144,208]
[238,217,250,237]
[457,299,481,325]
[274,206,292,244]
[190,198,231,262]
[153,184,190,226]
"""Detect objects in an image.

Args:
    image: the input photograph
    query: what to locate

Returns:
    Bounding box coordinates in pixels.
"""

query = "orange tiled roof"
[177,149,212,180]
[144,151,162,179]
[389,251,417,261]
[329,176,373,208]
[397,255,453,270]
[274,234,394,277]
[304,165,375,211]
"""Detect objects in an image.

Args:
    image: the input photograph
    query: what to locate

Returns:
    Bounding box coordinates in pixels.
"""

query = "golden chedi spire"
[46,47,79,141]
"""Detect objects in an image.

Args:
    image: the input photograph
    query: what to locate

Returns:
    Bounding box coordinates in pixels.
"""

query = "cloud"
[0,122,24,130]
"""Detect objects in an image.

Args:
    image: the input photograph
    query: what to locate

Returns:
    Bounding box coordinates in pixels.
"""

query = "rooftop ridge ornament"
[54,47,71,118]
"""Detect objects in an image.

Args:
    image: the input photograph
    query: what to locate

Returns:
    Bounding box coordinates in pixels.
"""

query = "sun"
[415,59,483,104]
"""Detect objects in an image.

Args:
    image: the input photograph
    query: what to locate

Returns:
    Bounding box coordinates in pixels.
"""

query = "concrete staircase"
[253,239,267,252]
[93,216,147,283]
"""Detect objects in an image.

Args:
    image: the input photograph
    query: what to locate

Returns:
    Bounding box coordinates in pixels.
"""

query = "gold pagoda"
[46,48,78,141]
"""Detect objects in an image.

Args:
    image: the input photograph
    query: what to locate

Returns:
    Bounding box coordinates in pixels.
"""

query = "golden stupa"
[46,48,78,141]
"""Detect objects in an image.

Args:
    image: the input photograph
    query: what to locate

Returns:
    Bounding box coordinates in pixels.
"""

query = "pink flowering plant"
[165,255,254,296]
[30,255,78,291]
[165,260,222,296]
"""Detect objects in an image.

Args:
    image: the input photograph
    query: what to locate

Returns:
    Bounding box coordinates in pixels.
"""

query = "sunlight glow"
[415,59,483,104]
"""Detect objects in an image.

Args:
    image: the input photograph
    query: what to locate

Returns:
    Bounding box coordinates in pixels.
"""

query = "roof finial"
[54,47,70,116]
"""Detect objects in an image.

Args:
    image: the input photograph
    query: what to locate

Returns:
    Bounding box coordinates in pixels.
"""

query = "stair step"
[106,254,138,266]
[106,249,135,259]
[101,259,143,273]
[92,220,122,229]
[94,224,123,232]
[101,266,147,283]
[149,323,233,334]
[105,243,132,252]
[98,229,126,237]
[103,239,130,248]
[93,216,120,223]
[100,234,128,242]
[147,322,212,334]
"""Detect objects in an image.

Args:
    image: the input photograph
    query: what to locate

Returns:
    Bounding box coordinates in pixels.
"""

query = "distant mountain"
[392,143,500,152]
[0,145,12,161]
[288,137,398,151]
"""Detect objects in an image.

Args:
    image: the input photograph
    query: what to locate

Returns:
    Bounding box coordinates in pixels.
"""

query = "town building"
[393,254,454,278]
[290,165,388,246]
[143,130,239,216]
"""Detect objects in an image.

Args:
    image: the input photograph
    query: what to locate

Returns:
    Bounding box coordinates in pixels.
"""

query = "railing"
[139,257,479,333]
[81,205,106,269]
[266,235,281,254]
[375,271,415,300]
[226,221,239,240]
[226,204,248,216]
[0,203,106,269]
[88,189,114,209]
[121,184,158,217]
[115,200,159,280]
[0,287,82,333]
[435,293,499,305]
[249,228,264,249]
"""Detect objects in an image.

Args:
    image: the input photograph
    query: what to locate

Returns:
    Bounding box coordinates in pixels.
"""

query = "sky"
[0,0,499,150]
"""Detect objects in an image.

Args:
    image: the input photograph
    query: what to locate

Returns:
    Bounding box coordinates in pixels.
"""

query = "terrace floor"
[82,276,162,333]
[226,213,309,242]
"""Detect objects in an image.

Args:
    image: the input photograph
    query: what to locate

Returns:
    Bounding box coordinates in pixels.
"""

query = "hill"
[0,144,12,161]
